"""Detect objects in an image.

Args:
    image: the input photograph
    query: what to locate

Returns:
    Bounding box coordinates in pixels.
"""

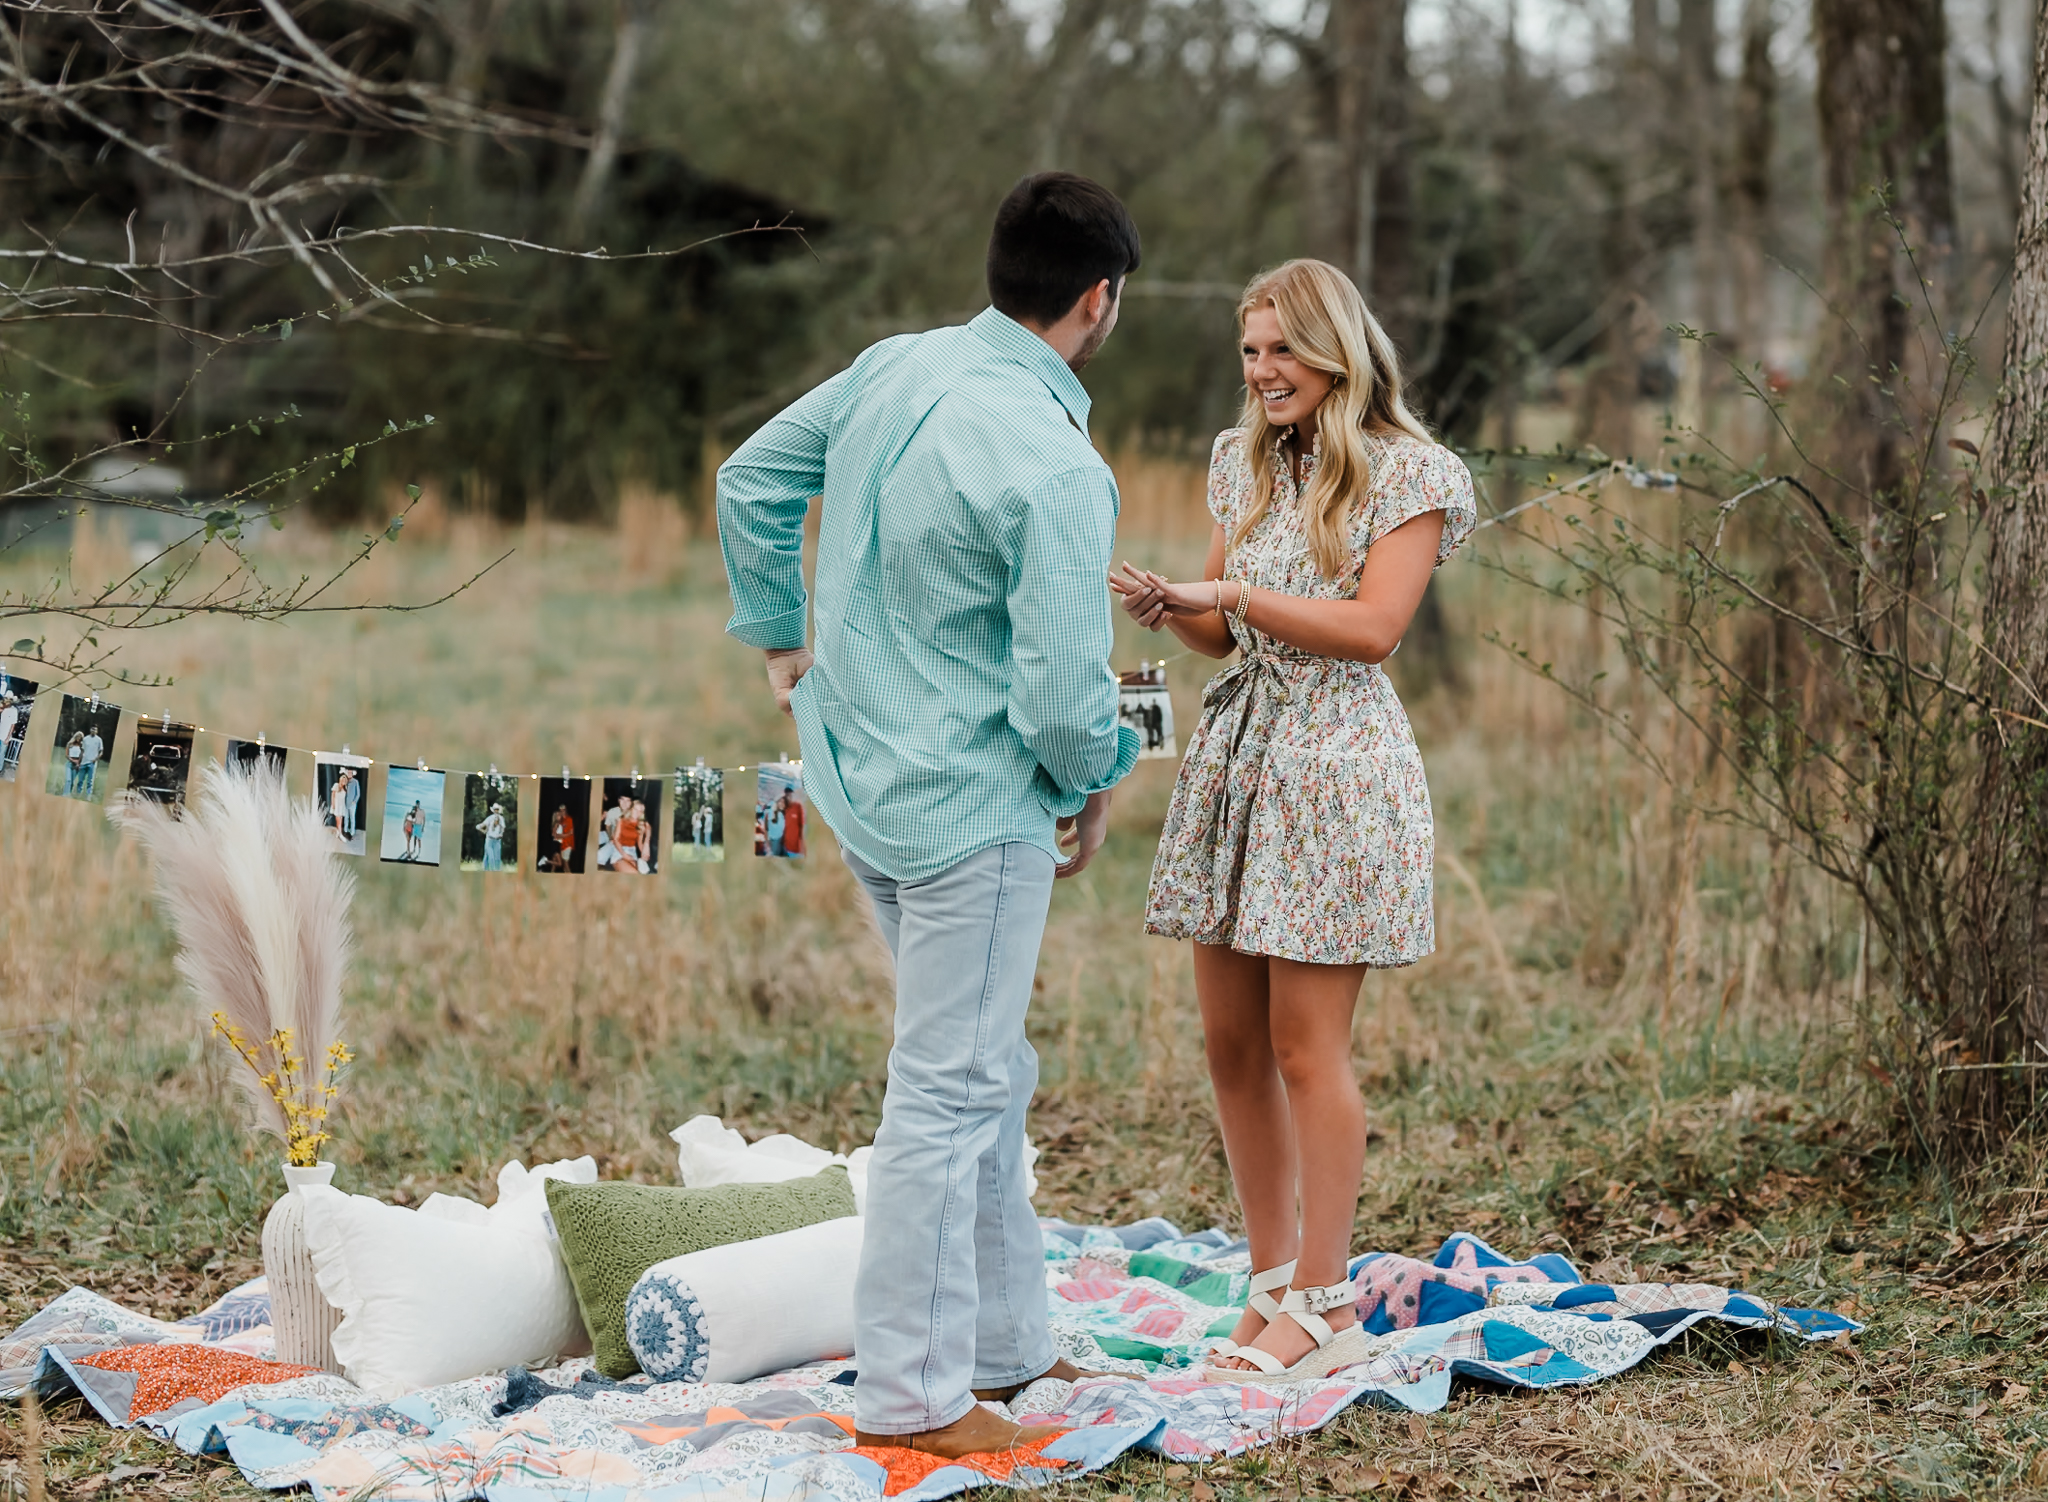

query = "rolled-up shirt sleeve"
[717,370,852,650]
[1001,466,1141,816]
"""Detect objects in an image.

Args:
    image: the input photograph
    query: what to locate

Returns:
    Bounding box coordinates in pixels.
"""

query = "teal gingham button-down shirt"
[718,307,1140,882]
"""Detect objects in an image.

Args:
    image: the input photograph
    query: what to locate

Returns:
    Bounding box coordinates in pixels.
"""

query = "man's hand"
[765,647,814,717]
[1054,788,1112,879]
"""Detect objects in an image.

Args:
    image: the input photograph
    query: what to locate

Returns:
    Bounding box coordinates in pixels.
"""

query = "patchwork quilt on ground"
[6,1226,1859,1501]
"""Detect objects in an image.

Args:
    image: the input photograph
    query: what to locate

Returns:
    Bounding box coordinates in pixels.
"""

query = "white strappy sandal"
[1206,1259,1296,1360]
[1203,1278,1370,1386]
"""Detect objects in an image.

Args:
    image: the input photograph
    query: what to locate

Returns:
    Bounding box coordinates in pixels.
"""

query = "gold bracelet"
[1228,579,1251,638]
[1214,579,1224,618]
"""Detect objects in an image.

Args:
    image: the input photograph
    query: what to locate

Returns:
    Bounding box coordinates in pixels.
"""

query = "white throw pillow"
[624,1216,862,1385]
[667,1116,1040,1211]
[300,1156,596,1399]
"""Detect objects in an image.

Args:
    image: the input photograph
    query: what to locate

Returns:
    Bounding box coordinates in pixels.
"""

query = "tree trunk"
[1812,0,1956,506]
[1968,0,2048,1140]
[1493,0,1525,468]
[1675,0,1721,427]
[1976,0,2026,233]
[445,0,511,180]
[1369,0,1417,351]
[1728,0,1776,376]
[1292,0,1404,293]
[1035,0,1112,168]
[568,0,657,244]
[1577,0,1662,461]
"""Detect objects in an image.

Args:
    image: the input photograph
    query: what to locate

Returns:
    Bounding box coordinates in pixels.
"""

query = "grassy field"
[2,458,2046,1501]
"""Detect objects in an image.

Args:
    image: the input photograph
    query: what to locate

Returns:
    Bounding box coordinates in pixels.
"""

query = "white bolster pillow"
[624,1216,862,1385]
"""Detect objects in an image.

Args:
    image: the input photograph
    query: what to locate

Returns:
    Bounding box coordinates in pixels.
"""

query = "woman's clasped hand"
[1108,564,1230,632]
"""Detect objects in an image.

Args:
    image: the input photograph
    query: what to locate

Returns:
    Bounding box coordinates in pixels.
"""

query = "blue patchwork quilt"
[6,1225,1859,1500]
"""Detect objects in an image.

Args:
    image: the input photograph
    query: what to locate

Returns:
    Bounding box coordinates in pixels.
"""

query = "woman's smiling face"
[1242,305,1336,433]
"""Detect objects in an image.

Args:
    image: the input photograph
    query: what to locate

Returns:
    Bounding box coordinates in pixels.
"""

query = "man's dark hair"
[986,172,1141,327]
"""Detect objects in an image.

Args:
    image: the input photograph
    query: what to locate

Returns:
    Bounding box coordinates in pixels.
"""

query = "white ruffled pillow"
[668,1116,1040,1210]
[301,1156,595,1399]
[670,1116,870,1204]
[624,1216,862,1385]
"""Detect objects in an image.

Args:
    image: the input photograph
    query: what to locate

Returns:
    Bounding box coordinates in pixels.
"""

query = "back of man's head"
[986,172,1141,328]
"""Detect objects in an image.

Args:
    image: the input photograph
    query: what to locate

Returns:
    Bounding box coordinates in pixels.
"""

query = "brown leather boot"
[852,1403,1064,1458]
[970,1356,1120,1404]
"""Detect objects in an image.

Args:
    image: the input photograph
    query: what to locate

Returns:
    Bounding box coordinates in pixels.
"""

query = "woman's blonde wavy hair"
[1232,258,1433,580]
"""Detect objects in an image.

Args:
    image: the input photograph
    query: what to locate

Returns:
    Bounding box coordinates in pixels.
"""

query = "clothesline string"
[21,694,789,783]
[23,462,1651,787]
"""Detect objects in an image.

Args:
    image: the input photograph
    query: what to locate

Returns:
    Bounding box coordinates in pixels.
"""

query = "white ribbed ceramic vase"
[262,1160,342,1372]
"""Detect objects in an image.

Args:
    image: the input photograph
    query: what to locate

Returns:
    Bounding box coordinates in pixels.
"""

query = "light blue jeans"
[842,841,1056,1434]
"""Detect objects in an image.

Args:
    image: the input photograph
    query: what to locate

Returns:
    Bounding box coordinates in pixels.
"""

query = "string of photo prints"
[0,661,1180,873]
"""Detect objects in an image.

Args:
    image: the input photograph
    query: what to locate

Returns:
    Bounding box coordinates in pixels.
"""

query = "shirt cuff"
[1041,725,1142,818]
[1103,723,1142,787]
[725,604,809,652]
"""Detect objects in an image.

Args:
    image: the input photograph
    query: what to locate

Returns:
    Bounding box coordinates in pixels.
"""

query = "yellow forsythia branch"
[212,1013,355,1168]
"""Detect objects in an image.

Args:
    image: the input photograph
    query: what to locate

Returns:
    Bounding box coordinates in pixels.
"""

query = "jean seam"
[918,846,1007,1428]
[984,845,1021,1377]
[977,844,1018,1380]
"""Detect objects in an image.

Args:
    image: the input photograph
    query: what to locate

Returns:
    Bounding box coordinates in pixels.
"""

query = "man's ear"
[1072,278,1108,326]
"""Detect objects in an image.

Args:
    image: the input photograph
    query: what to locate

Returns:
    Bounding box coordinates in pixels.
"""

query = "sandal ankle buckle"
[1297,1282,1354,1316]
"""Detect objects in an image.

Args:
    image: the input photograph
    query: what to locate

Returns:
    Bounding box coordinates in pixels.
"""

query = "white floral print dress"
[1143,426,1477,966]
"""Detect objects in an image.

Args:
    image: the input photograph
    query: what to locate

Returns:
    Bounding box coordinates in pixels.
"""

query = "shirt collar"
[969,307,1093,436]
[1274,425,1321,495]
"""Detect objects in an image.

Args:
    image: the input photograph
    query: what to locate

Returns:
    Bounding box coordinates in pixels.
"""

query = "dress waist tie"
[1201,647,1316,762]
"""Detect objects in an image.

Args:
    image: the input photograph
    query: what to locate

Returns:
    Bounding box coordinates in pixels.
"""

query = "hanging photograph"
[536,776,591,874]
[1118,662,1178,761]
[597,775,661,875]
[224,738,288,779]
[754,760,806,859]
[125,717,197,813]
[0,670,38,782]
[459,771,519,873]
[314,751,373,857]
[671,762,724,864]
[379,765,446,866]
[45,693,121,803]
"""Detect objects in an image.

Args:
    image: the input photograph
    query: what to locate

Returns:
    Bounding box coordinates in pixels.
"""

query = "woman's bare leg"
[1212,955,1367,1370]
[1194,941,1296,1349]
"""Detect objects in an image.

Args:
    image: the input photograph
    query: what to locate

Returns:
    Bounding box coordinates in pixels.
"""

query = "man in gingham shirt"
[719,173,1142,1456]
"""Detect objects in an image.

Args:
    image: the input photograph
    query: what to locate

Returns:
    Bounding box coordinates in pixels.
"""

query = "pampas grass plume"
[110,763,355,1149]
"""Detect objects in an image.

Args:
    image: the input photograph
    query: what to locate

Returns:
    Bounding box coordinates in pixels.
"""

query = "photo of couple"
[459,771,519,872]
[0,671,36,783]
[597,776,661,875]
[315,751,372,857]
[379,765,446,866]
[671,762,724,863]
[752,762,804,859]
[45,693,121,804]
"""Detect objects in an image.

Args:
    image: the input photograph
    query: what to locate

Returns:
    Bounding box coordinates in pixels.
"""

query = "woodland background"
[0,0,2030,509]
[3,1,2048,1498]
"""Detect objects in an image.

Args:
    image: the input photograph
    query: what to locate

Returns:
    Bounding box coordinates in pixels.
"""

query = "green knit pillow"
[546,1167,858,1378]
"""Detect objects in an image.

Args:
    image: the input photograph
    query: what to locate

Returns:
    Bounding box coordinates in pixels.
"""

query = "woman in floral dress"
[1110,259,1475,1385]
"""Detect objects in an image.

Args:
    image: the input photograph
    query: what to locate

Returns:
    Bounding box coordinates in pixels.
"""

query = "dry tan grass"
[1,441,2044,1499]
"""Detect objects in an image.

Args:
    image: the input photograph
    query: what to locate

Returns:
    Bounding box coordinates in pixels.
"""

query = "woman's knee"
[1202,1021,1273,1086]
[1271,1036,1356,1097]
